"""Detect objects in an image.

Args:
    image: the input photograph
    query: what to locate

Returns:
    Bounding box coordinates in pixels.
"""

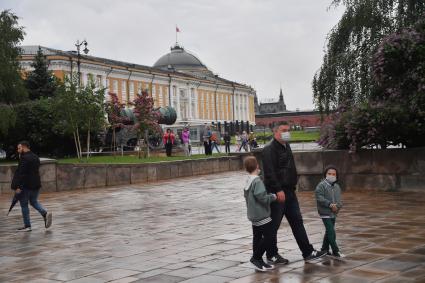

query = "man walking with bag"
[12,141,52,231]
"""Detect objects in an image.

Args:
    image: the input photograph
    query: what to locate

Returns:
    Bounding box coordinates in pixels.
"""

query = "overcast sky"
[2,0,343,110]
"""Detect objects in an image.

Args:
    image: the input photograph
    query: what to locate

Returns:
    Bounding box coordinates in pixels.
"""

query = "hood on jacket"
[244,175,258,191]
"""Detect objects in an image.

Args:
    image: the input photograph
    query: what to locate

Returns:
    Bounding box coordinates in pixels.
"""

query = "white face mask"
[326,175,337,183]
[280,132,291,142]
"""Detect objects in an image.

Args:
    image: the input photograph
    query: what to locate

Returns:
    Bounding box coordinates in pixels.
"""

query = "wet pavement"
[1,171,424,283]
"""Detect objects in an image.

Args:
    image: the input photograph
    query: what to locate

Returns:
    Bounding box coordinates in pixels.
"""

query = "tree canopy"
[25,46,58,100]
[313,0,425,113]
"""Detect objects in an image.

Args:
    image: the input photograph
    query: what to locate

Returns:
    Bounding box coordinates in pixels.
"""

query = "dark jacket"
[11,151,41,191]
[224,134,231,143]
[261,138,298,194]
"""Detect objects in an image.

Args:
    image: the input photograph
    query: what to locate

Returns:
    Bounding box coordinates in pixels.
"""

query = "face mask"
[326,175,337,183]
[280,132,291,142]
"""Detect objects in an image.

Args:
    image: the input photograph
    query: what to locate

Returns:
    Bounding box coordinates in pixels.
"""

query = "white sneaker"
[17,226,32,232]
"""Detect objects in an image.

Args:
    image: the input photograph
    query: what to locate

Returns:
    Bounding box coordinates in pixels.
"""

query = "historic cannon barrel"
[117,106,177,126]
[105,106,177,150]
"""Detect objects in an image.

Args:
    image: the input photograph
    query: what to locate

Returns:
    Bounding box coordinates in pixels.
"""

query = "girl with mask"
[314,165,344,258]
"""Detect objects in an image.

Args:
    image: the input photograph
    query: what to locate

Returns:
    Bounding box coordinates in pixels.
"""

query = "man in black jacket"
[261,122,326,264]
[12,141,52,231]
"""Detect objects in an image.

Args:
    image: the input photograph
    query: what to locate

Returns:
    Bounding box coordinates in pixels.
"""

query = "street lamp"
[75,39,89,87]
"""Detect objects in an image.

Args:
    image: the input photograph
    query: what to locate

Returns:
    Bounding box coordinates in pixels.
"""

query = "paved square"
[1,171,425,282]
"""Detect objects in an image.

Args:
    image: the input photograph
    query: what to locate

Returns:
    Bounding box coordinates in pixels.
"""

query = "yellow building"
[19,44,256,139]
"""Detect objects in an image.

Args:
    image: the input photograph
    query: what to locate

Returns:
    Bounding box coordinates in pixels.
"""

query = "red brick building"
[255,110,330,129]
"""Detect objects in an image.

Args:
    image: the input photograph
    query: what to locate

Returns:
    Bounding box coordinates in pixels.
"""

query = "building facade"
[255,88,287,114]
[19,45,256,141]
[254,88,329,129]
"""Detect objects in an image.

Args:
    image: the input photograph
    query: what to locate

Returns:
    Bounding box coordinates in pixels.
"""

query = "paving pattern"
[1,171,425,283]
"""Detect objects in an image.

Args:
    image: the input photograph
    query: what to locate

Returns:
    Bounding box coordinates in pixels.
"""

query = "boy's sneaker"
[304,250,327,262]
[332,252,345,258]
[259,259,274,270]
[43,212,52,228]
[17,226,32,232]
[267,254,289,265]
[321,249,332,256]
[250,257,267,272]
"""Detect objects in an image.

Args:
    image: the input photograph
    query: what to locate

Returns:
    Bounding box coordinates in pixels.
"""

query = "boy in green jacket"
[314,165,344,258]
[243,156,280,271]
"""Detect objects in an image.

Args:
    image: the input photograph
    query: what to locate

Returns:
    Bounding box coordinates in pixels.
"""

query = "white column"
[188,85,192,119]
[176,87,181,120]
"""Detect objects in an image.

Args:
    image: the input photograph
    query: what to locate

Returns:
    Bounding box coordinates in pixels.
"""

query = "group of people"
[162,127,192,157]
[10,123,343,275]
[243,121,343,272]
[163,125,260,157]
[235,131,258,152]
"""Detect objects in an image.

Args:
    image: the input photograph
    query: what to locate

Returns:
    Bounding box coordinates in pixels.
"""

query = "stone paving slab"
[1,171,425,282]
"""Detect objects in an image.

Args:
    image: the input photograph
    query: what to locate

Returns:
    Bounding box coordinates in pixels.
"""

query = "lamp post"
[75,39,89,87]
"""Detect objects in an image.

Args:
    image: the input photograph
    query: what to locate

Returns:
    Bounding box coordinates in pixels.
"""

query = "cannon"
[105,106,177,150]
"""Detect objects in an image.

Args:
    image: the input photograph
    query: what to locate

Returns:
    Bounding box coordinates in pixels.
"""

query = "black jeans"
[267,190,314,259]
[252,221,274,260]
[204,141,212,155]
[165,143,172,156]
[225,142,230,153]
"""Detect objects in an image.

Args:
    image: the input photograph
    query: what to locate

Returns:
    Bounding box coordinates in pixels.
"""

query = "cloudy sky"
[2,0,343,110]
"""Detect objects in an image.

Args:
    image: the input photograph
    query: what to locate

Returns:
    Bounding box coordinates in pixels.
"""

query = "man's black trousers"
[267,190,314,259]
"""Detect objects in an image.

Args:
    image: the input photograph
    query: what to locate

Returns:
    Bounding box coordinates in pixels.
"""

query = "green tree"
[0,10,27,140]
[55,76,105,159]
[25,46,58,100]
[132,90,160,157]
[313,0,425,113]
[319,19,425,150]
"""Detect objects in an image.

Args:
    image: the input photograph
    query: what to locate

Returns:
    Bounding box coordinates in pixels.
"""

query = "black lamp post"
[75,39,89,86]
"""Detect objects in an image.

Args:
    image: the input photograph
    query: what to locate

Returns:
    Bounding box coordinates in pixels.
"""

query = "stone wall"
[0,156,243,194]
[1,147,423,194]
[251,147,425,192]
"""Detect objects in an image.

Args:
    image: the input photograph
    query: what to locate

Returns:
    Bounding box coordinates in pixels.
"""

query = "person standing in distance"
[12,141,52,231]
[261,122,326,264]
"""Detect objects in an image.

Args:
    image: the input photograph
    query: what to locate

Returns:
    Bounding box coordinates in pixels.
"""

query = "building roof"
[153,44,208,71]
[19,45,253,91]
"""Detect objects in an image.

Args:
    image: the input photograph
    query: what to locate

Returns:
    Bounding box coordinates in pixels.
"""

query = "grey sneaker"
[43,212,52,228]
[267,254,289,265]
[304,250,327,262]
[250,257,267,272]
[17,226,32,232]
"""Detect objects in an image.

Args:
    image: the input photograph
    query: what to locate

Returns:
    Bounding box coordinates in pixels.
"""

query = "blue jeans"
[19,189,46,228]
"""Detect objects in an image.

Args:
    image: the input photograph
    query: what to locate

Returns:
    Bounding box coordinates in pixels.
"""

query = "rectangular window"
[138,82,142,94]
[129,81,134,102]
[122,81,127,102]
[96,75,102,87]
[113,80,118,93]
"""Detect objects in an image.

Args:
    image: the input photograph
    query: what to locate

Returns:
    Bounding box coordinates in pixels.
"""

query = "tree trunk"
[145,129,150,158]
[86,121,91,159]
[112,128,116,156]
[73,131,80,159]
[76,127,82,160]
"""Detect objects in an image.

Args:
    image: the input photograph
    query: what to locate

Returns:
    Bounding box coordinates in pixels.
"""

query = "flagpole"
[175,25,178,44]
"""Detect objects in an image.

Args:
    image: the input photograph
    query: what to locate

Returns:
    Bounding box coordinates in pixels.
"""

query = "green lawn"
[58,153,228,164]
[254,130,320,143]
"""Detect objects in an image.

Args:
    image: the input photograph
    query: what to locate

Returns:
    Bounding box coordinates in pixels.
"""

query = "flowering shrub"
[320,19,425,150]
